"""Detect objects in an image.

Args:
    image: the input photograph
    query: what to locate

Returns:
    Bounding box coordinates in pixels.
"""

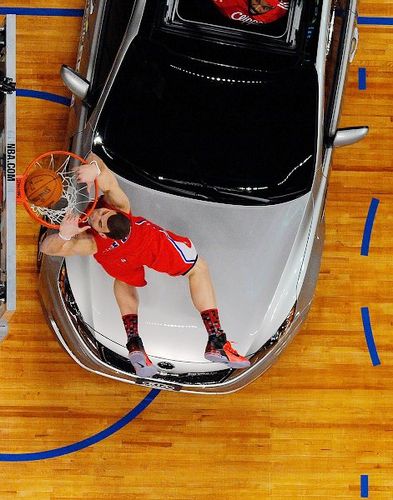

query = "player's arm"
[40,213,97,257]
[76,152,131,213]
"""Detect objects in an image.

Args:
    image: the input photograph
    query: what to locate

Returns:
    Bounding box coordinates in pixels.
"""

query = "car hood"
[66,181,312,371]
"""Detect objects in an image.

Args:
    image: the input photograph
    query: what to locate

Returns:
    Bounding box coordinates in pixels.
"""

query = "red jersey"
[89,197,198,287]
[212,0,289,25]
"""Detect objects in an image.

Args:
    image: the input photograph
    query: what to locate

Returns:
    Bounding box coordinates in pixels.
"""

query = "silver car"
[38,0,368,393]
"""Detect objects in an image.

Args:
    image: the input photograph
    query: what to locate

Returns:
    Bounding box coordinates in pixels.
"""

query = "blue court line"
[16,89,71,107]
[361,198,379,256]
[361,307,381,367]
[0,7,83,17]
[0,389,160,462]
[358,16,393,25]
[358,68,367,90]
[361,474,369,498]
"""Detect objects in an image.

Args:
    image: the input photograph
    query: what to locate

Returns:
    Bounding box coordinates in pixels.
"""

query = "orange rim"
[19,150,99,229]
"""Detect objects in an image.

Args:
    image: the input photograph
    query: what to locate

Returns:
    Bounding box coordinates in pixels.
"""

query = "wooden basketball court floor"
[0,1,393,498]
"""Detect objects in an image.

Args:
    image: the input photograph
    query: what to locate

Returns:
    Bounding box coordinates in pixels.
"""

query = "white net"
[26,153,96,226]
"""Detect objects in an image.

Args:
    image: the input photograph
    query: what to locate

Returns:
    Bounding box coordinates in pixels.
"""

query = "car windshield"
[93,2,319,205]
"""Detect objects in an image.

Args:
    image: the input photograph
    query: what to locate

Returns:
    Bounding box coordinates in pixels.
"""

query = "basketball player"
[40,152,250,377]
[212,0,289,25]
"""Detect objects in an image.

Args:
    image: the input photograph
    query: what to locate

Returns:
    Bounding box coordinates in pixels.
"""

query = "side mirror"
[333,126,369,148]
[60,65,90,100]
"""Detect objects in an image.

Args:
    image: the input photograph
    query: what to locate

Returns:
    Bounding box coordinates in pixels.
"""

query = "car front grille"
[100,345,233,385]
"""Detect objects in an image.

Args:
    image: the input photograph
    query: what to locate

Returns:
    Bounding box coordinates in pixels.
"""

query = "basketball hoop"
[17,150,99,229]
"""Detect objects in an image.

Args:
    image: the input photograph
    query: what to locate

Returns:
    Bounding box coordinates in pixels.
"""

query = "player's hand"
[74,160,100,194]
[59,212,90,241]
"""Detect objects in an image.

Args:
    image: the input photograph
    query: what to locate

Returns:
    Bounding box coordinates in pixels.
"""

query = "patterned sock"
[122,314,139,344]
[201,308,224,337]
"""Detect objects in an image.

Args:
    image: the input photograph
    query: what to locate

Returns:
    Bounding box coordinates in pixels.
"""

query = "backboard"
[0,15,16,339]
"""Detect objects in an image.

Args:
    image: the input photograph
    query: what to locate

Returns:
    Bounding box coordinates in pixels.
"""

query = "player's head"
[89,208,131,239]
[249,0,276,14]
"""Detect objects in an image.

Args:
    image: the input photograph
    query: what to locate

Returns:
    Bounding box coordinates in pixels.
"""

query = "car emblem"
[158,361,175,370]
[136,379,181,391]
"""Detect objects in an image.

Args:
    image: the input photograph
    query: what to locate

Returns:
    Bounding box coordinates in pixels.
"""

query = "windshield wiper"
[210,187,271,204]
[137,169,215,201]
[98,146,273,204]
[156,175,272,204]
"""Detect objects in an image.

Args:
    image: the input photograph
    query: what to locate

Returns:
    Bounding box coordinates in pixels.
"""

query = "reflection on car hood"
[66,180,311,371]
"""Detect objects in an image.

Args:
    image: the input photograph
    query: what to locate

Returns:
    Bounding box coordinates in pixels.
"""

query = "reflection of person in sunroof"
[212,0,289,24]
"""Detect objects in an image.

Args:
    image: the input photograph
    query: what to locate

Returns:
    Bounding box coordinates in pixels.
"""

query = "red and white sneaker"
[126,336,158,378]
[204,333,250,369]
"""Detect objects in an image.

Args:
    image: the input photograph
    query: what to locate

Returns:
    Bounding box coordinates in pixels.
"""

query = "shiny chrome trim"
[333,126,369,147]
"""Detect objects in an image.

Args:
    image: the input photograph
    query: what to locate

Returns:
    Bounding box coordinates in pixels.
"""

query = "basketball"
[24,169,63,207]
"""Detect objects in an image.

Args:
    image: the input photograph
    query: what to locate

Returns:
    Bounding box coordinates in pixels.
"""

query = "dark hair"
[106,213,131,240]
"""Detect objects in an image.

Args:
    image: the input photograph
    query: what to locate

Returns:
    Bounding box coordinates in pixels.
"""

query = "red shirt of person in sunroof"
[212,0,289,25]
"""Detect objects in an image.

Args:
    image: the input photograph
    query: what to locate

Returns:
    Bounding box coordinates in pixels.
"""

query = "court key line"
[361,198,379,256]
[358,68,367,90]
[360,199,381,367]
[361,474,369,498]
[0,7,83,16]
[358,16,393,25]
[0,389,160,461]
[16,89,71,106]
[361,307,381,367]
